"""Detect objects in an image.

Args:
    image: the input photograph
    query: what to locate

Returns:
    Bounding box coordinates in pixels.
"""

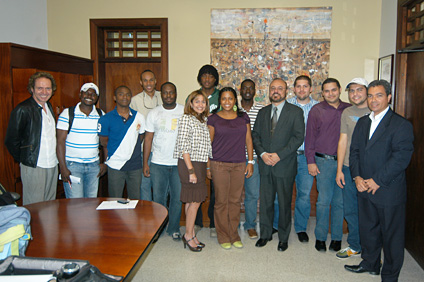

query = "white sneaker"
[336,247,361,259]
[210,227,217,237]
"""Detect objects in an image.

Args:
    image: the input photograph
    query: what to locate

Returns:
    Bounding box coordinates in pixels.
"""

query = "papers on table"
[0,275,54,281]
[96,200,139,210]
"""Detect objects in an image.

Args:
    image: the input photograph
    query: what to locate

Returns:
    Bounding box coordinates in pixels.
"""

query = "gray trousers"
[20,164,58,205]
[107,167,142,199]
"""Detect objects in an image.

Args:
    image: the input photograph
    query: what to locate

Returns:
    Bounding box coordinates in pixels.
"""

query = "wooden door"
[90,18,168,112]
[395,0,424,269]
[403,51,424,268]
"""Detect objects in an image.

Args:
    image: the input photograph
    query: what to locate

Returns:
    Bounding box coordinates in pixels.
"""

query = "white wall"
[0,0,48,49]
[46,0,383,102]
[380,0,397,57]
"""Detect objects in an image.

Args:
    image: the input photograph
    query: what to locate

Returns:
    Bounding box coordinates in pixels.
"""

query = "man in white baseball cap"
[56,82,106,198]
[335,77,369,259]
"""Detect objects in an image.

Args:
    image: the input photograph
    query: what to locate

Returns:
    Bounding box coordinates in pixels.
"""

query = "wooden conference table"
[25,198,168,280]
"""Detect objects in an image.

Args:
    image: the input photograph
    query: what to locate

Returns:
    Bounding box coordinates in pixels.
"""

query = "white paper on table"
[96,200,138,210]
[58,174,81,184]
[0,274,54,281]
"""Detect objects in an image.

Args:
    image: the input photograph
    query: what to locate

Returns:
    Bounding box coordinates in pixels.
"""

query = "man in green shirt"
[194,64,220,237]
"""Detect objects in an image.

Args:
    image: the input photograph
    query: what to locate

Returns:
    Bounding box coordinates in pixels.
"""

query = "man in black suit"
[252,78,304,251]
[345,80,414,281]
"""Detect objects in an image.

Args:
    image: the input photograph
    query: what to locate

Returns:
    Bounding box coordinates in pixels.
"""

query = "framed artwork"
[378,54,394,84]
[210,7,332,104]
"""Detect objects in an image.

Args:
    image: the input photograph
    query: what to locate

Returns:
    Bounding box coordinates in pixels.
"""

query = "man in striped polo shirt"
[57,83,106,198]
[239,79,264,239]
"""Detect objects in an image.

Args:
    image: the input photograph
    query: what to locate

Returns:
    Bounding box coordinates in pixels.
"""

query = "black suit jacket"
[350,108,414,205]
[252,102,304,178]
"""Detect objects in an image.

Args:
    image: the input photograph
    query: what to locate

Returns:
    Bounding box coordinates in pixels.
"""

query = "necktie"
[271,107,278,136]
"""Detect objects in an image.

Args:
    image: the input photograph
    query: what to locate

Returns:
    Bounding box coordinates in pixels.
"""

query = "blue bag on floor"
[0,204,31,259]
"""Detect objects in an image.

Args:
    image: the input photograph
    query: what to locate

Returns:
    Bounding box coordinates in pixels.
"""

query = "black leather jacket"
[5,97,55,168]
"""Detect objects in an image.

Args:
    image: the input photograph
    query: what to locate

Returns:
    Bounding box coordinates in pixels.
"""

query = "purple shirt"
[207,112,250,163]
[305,100,351,164]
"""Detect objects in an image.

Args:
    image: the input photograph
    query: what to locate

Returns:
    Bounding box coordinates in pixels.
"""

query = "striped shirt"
[57,103,104,163]
[241,103,265,159]
[287,97,319,151]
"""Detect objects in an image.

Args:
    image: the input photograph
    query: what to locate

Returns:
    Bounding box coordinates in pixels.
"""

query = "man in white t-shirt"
[56,83,106,198]
[143,82,184,240]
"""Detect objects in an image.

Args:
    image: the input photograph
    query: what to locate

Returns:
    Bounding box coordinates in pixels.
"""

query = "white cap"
[80,83,99,96]
[346,78,368,90]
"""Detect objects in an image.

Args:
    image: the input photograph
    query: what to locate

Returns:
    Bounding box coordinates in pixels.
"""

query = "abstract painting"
[211,7,332,104]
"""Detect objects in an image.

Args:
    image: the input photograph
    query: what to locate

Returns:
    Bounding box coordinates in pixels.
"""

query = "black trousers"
[358,196,405,282]
[259,173,295,243]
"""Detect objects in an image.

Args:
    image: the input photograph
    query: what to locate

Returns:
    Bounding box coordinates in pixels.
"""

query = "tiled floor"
[133,217,424,282]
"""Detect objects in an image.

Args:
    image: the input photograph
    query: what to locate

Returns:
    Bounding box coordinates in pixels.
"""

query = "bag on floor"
[0,256,123,281]
[0,204,31,259]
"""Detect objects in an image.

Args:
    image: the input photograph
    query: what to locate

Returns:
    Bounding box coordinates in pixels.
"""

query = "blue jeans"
[294,154,315,233]
[140,154,153,201]
[243,160,260,230]
[342,165,361,251]
[150,163,182,235]
[314,156,343,241]
[63,160,99,198]
[273,196,279,230]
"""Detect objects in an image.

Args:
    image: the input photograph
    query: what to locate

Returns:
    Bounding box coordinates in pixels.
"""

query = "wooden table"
[25,198,168,280]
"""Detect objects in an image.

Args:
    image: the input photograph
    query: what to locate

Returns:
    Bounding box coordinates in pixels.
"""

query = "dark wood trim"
[395,0,424,270]
[7,43,93,75]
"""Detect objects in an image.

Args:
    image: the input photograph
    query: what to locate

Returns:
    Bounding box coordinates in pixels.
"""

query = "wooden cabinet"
[0,43,94,204]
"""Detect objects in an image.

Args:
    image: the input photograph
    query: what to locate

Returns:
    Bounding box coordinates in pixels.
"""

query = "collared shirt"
[57,103,104,163]
[259,101,286,158]
[173,114,212,162]
[369,106,390,139]
[129,90,161,118]
[204,88,220,113]
[305,100,351,164]
[287,96,319,151]
[98,107,145,170]
[37,106,58,168]
[241,103,265,159]
[271,100,285,120]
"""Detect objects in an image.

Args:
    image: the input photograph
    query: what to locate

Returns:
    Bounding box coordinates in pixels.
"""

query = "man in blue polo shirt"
[98,85,145,199]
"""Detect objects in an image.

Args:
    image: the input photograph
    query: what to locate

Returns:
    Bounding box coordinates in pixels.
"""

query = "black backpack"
[67,106,103,133]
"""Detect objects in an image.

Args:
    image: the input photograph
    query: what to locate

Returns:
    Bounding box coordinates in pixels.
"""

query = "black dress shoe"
[277,241,288,252]
[315,240,326,252]
[255,238,272,247]
[272,228,278,234]
[297,232,309,243]
[344,264,380,275]
[329,240,341,252]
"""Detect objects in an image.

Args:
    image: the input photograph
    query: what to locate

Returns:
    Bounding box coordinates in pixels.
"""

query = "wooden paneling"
[0,44,15,197]
[0,43,94,203]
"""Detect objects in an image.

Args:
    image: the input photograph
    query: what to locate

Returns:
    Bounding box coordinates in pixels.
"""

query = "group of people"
[4,64,414,281]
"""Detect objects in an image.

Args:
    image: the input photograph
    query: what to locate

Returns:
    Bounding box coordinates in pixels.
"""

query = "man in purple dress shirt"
[305,78,351,252]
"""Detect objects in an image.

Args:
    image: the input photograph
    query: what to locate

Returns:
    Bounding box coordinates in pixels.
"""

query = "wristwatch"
[247,160,255,165]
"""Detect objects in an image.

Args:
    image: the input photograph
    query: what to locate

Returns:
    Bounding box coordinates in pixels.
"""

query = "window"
[105,29,162,59]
